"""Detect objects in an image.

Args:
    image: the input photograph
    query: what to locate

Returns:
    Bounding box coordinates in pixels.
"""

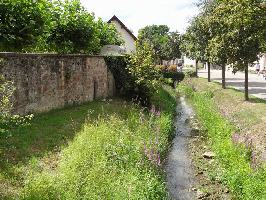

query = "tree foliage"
[138,25,181,63]
[96,19,124,48]
[0,0,122,54]
[182,0,266,99]
[128,41,161,90]
[47,0,98,53]
[168,31,182,61]
[0,0,50,51]
[208,0,266,67]
[184,0,266,69]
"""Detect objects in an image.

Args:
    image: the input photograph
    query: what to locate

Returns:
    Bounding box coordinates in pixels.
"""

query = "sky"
[80,0,199,36]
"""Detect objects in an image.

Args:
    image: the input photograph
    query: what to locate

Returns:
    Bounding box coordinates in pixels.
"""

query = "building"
[259,53,266,70]
[249,53,266,72]
[108,15,137,54]
[183,56,196,67]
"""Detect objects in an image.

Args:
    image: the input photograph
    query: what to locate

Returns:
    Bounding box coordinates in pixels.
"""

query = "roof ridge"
[108,15,137,41]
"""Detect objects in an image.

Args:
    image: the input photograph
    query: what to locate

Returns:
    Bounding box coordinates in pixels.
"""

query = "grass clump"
[177,81,266,200]
[6,86,176,200]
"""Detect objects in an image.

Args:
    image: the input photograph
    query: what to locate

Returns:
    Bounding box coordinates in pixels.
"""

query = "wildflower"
[139,112,145,123]
[155,110,161,117]
[157,153,161,166]
[143,142,148,155]
[231,133,240,144]
[148,148,154,161]
[150,105,156,115]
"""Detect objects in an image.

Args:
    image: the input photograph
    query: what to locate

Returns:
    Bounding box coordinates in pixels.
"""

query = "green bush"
[104,56,151,105]
[184,69,197,78]
[178,84,266,200]
[155,65,185,87]
[163,71,185,86]
[105,42,163,106]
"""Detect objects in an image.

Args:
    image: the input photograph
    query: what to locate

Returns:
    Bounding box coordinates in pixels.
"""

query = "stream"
[166,97,196,200]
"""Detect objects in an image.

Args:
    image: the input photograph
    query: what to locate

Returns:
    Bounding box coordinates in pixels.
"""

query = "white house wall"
[184,56,196,67]
[259,53,266,70]
[112,21,136,54]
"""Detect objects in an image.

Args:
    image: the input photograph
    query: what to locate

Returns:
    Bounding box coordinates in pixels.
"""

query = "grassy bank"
[178,78,266,199]
[0,86,176,200]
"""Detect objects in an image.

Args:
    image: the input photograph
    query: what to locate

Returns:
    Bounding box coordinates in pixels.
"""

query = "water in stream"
[166,97,196,200]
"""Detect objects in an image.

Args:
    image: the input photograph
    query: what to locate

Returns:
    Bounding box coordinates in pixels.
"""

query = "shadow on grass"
[198,77,266,103]
[0,99,130,182]
[249,97,266,104]
[212,78,245,81]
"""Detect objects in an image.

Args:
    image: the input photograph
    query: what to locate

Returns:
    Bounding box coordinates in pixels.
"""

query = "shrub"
[105,42,163,106]
[155,65,184,87]
[184,69,197,78]
[128,41,161,90]
[167,65,177,72]
[162,72,185,87]
[155,65,167,72]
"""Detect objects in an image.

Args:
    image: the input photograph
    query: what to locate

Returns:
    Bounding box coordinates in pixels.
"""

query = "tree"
[203,0,228,88]
[181,15,211,79]
[0,0,50,52]
[95,19,124,48]
[207,37,228,88]
[47,0,99,54]
[205,0,266,100]
[168,31,182,61]
[138,25,171,64]
[0,0,123,54]
[128,41,161,90]
[46,0,123,54]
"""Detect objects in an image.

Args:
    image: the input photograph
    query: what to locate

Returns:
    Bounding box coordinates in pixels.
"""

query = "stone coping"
[0,52,105,58]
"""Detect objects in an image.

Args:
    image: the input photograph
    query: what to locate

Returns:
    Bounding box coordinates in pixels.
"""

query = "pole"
[222,64,226,89]
[207,62,211,82]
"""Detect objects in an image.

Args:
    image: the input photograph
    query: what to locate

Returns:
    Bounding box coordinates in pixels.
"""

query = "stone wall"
[0,53,115,114]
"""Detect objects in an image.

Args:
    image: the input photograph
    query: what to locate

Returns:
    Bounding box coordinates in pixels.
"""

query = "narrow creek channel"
[166,96,196,200]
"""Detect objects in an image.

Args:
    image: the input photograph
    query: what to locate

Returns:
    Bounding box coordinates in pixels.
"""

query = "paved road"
[198,69,266,100]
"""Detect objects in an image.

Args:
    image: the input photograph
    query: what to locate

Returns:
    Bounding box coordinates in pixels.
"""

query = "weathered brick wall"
[0,53,114,114]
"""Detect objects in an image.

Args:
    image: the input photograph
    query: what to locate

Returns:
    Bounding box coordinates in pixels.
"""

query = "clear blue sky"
[80,0,199,35]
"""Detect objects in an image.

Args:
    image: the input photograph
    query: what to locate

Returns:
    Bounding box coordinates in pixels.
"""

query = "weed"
[1,87,176,200]
[178,81,266,200]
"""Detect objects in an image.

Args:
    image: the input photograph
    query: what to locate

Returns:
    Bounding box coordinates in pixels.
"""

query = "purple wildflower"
[231,133,240,144]
[150,105,156,115]
[156,110,161,117]
[149,148,154,161]
[155,134,159,145]
[143,142,148,155]
[251,151,257,169]
[139,112,145,123]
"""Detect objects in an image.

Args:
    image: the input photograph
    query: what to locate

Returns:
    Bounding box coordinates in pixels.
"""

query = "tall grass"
[22,86,176,200]
[177,84,266,200]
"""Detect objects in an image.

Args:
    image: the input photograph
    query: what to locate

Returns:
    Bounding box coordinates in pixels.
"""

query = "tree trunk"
[195,60,198,77]
[222,64,226,89]
[207,62,211,82]
[245,65,249,101]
